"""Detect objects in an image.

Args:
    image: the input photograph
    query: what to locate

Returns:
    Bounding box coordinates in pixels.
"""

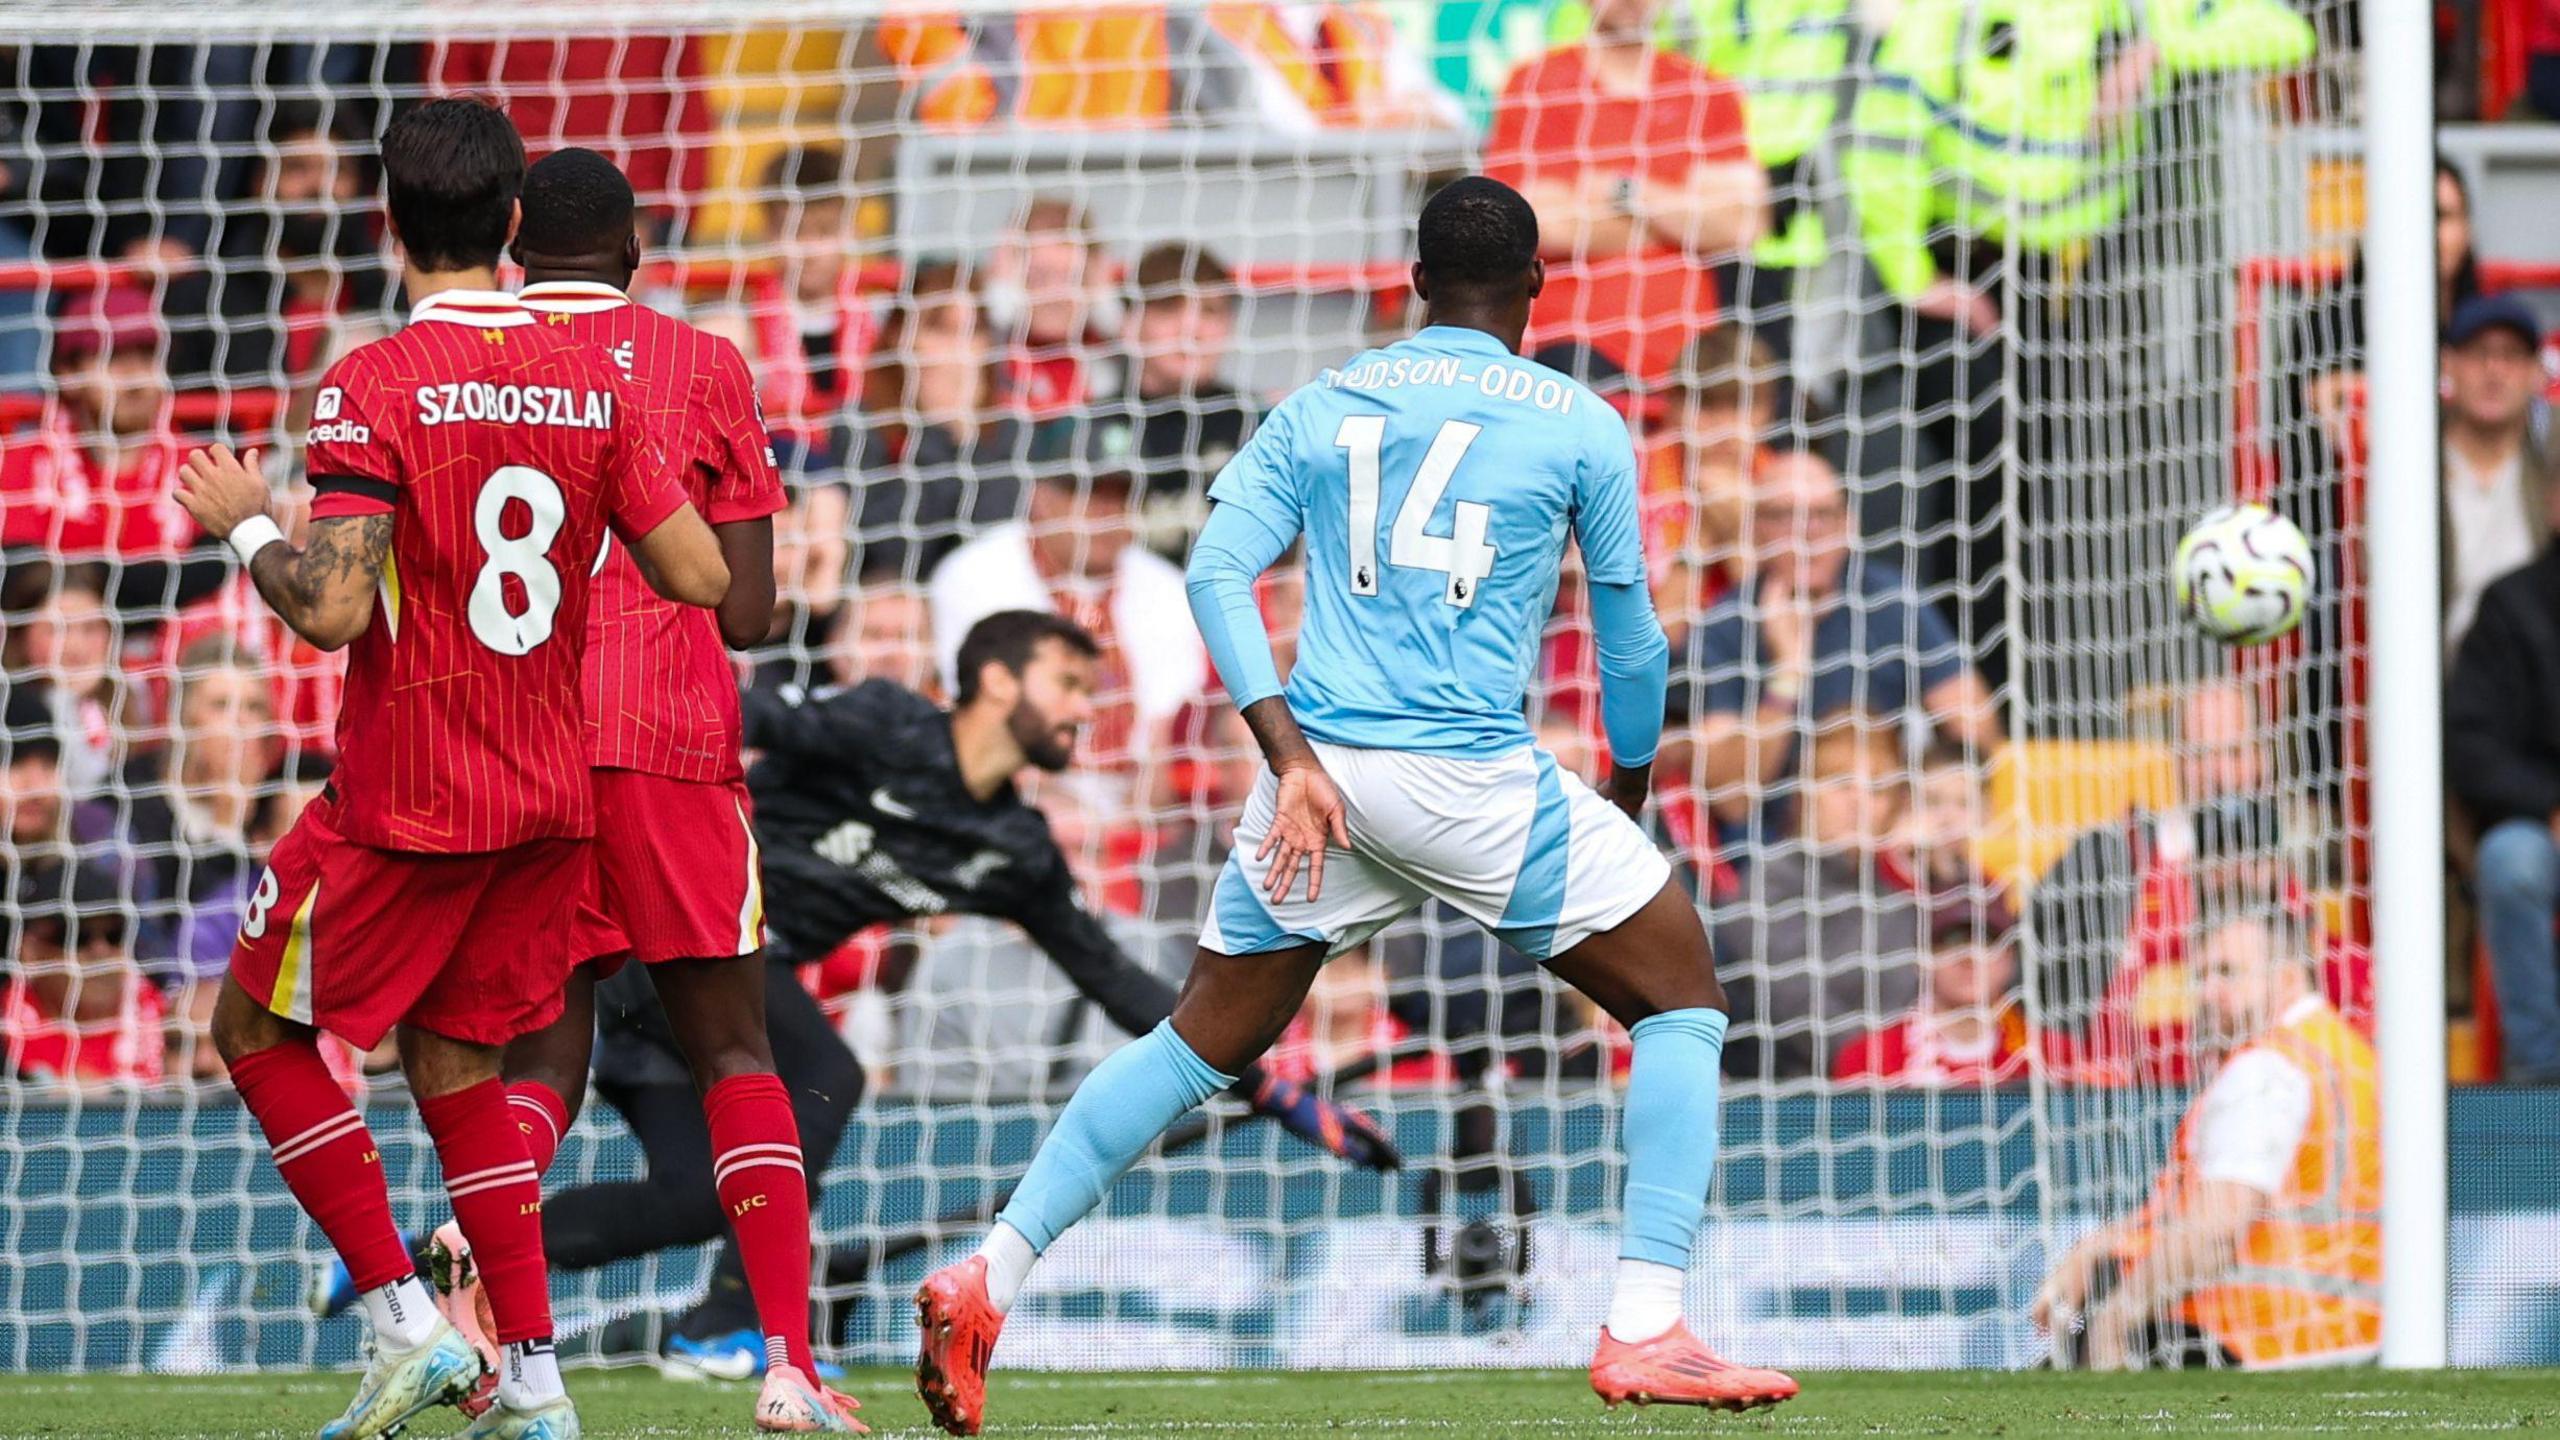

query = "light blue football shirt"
[1205,325,1645,758]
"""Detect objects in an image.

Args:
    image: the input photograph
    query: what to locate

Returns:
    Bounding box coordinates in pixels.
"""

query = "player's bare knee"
[209,979,299,1065]
[396,1024,503,1101]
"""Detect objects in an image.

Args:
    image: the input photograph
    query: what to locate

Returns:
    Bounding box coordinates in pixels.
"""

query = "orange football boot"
[914,1257,1006,1437]
[1589,1323,1799,1411]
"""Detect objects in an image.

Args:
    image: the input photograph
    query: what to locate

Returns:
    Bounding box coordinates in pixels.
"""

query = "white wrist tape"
[227,514,287,566]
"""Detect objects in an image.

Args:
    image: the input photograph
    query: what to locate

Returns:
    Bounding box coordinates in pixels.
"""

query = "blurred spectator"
[1845,0,2315,689]
[1715,726,1926,1079]
[3,687,72,875]
[1648,326,1775,640]
[2,853,167,1088]
[1485,0,1764,382]
[1670,447,1999,855]
[2030,681,2365,1083]
[987,196,1114,420]
[1833,902,2033,1085]
[15,45,224,262]
[2034,908,2379,1372]
[766,496,852,687]
[1,291,200,567]
[148,568,347,766]
[1545,0,1855,361]
[826,578,940,697]
[1263,945,1455,1089]
[203,99,390,398]
[7,565,148,799]
[929,408,1207,788]
[843,260,1032,580]
[1900,738,1991,905]
[2438,294,2553,652]
[2448,526,2560,1082]
[1108,243,1261,555]
[2292,158,2476,474]
[760,144,863,412]
[122,638,292,1078]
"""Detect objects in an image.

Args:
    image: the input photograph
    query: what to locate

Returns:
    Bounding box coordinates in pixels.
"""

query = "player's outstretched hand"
[174,444,271,538]
[1258,760,1350,904]
[1250,1073,1403,1171]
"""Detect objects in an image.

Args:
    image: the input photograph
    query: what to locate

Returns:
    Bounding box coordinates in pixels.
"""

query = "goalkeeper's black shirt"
[737,676,1176,1036]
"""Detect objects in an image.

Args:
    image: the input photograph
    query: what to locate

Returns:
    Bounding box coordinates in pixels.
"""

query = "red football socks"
[704,1072,815,1375]
[506,1079,570,1176]
[418,1078,553,1344]
[230,1040,414,1293]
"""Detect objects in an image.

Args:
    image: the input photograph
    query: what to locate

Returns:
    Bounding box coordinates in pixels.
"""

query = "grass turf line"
[0,1368,2554,1437]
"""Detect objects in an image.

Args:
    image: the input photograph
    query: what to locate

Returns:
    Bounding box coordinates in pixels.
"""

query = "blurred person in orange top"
[2029,681,2371,1085]
[2,854,168,1089]
[1484,0,1765,382]
[2034,908,2379,1371]
[1832,902,2035,1086]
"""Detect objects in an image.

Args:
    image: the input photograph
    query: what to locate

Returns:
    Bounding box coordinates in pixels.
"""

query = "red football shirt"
[518,280,785,782]
[302,288,688,853]
[1485,46,1751,381]
[0,414,195,558]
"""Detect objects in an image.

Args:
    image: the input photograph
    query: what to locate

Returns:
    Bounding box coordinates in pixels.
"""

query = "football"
[2174,503,2316,645]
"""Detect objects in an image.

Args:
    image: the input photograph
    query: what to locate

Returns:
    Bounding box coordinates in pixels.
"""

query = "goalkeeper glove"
[1247,1072,1402,1171]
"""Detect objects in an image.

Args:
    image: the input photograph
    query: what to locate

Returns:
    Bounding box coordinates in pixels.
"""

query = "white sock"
[498,1339,564,1408]
[361,1275,440,1350]
[975,1222,1038,1312]
[1605,1259,1685,1343]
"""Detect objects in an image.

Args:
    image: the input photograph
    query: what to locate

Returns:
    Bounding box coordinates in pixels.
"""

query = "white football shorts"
[1197,739,1672,963]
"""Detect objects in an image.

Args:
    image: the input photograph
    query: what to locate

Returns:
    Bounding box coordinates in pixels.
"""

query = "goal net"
[0,0,2381,1375]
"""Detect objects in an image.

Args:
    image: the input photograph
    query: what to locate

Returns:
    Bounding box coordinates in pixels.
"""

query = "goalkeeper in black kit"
[564,610,1397,1372]
[316,610,1395,1370]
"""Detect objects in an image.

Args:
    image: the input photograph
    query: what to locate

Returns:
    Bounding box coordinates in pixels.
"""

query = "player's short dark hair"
[381,97,525,274]
[954,610,1100,706]
[1415,176,1539,292]
[517,147,636,259]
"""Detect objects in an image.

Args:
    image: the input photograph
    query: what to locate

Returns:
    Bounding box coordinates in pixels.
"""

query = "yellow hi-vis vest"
[2117,999,2382,1369]
[1546,0,1853,270]
[1843,0,2314,301]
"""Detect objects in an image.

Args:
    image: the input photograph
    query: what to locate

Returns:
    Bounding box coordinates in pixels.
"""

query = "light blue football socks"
[978,1020,1239,1308]
[1609,1007,1729,1340]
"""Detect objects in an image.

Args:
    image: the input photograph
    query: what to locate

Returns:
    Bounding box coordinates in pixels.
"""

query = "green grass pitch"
[3,1368,2556,1438]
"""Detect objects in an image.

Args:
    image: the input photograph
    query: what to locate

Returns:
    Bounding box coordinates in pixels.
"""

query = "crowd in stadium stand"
[0,0,2490,1099]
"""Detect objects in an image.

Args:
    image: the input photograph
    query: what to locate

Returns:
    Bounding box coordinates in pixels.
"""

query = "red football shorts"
[229,800,591,1049]
[571,770,764,974]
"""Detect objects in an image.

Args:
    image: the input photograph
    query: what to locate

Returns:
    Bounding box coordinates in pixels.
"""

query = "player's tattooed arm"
[247,514,391,652]
[176,443,387,651]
